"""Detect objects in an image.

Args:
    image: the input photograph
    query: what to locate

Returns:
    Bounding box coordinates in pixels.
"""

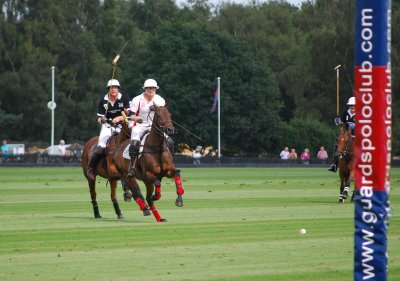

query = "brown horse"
[114,105,184,222]
[336,127,355,203]
[82,118,150,219]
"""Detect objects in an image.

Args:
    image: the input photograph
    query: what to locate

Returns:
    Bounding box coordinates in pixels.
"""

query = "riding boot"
[87,146,104,180]
[128,140,140,177]
[328,143,339,173]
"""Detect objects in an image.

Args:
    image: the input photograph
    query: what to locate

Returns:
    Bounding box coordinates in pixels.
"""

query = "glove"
[129,116,143,124]
[348,122,355,129]
[334,117,341,126]
[100,117,107,124]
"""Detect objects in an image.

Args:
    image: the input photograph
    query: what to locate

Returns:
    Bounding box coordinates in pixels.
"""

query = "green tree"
[122,21,282,154]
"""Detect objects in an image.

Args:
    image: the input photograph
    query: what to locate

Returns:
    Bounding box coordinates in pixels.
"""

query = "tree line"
[0,0,399,156]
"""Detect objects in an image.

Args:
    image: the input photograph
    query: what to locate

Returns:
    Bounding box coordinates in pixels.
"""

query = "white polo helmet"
[143,79,159,89]
[347,97,355,106]
[107,79,120,88]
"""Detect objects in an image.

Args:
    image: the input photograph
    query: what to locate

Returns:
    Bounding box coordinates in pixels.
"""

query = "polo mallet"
[111,54,120,77]
[104,54,121,115]
[109,54,121,93]
[334,64,342,115]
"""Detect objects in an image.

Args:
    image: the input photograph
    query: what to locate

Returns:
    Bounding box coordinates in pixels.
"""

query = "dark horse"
[82,117,149,219]
[336,127,355,203]
[114,105,185,222]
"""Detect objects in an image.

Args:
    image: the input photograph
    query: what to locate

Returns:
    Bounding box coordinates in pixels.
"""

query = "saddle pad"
[122,134,149,160]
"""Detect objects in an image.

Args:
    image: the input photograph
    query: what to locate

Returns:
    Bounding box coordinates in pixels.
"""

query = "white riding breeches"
[97,124,121,148]
[130,125,150,142]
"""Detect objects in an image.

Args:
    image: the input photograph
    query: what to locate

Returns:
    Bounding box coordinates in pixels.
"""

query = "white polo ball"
[299,228,307,235]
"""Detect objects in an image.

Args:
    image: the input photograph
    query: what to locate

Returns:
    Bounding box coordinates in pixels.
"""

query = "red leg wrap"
[177,187,184,195]
[174,176,183,188]
[150,205,162,222]
[135,198,147,211]
[154,186,161,200]
[174,176,184,195]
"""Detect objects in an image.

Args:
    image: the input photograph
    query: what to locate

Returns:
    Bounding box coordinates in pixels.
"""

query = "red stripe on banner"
[354,66,392,192]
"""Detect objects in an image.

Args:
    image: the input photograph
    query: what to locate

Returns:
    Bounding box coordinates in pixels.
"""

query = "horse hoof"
[117,214,124,219]
[143,209,151,216]
[342,188,349,199]
[95,215,102,218]
[338,199,344,204]
[175,199,183,207]
[159,218,168,222]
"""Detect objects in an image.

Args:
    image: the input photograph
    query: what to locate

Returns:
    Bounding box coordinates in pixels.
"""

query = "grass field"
[0,167,399,281]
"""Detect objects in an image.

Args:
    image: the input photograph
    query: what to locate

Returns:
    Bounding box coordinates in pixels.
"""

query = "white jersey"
[129,93,165,141]
[129,93,165,127]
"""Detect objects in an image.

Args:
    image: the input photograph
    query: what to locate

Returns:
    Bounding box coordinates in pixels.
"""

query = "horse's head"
[150,105,175,136]
[336,127,353,157]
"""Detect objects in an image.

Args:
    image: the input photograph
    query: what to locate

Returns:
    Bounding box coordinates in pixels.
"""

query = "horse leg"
[173,169,184,207]
[338,172,345,204]
[342,178,350,200]
[338,183,345,203]
[145,180,167,222]
[341,168,351,200]
[110,180,123,219]
[124,177,151,216]
[91,200,101,218]
[152,179,162,201]
[351,189,356,202]
[350,168,356,203]
[87,179,102,218]
[121,179,132,202]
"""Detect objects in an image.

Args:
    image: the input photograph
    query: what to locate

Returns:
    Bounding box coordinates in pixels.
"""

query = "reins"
[141,107,169,154]
[337,132,354,160]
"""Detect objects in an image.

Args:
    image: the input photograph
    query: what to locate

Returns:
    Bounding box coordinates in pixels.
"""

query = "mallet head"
[112,54,120,66]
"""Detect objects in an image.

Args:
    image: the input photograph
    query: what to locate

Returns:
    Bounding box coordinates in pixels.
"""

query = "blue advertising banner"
[354,1,391,280]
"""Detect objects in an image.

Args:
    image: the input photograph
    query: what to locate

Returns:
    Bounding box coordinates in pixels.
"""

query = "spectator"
[317,146,328,164]
[59,140,66,156]
[59,140,72,162]
[300,148,311,164]
[289,148,297,160]
[1,139,11,162]
[193,146,202,165]
[280,147,290,160]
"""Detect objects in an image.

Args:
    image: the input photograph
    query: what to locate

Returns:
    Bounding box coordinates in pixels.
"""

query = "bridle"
[143,106,174,154]
[146,106,173,135]
[336,131,354,160]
